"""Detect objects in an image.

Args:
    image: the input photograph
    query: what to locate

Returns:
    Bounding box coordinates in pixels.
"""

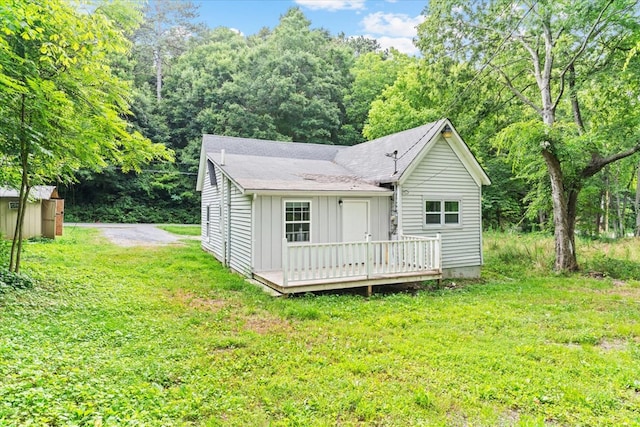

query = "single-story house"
[0,186,64,239]
[196,119,491,294]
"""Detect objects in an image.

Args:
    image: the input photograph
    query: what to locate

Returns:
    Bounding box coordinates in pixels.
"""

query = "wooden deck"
[254,235,442,294]
[254,268,442,294]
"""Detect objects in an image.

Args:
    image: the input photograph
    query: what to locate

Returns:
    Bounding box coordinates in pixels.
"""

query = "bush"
[583,253,640,281]
[0,268,34,292]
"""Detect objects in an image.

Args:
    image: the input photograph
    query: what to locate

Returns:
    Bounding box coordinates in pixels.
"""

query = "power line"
[442,1,539,116]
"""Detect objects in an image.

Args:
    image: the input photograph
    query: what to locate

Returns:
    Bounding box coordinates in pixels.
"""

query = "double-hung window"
[285,201,310,242]
[424,199,460,226]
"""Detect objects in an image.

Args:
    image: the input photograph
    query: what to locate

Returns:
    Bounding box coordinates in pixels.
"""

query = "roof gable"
[334,119,445,183]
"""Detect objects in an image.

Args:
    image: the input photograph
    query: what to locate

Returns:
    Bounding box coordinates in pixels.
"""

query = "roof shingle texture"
[202,119,446,192]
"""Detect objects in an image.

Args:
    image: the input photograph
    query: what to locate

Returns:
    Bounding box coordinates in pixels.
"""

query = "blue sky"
[193,0,427,55]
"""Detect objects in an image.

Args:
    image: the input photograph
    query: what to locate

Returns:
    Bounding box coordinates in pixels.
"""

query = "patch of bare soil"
[598,338,628,351]
[169,289,228,312]
[239,311,292,335]
[167,289,291,335]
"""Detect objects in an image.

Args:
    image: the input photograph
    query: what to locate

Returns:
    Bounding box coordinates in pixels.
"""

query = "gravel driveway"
[66,223,199,247]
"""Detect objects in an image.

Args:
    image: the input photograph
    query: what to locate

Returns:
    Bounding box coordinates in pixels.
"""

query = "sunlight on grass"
[156,224,201,236]
[0,229,639,425]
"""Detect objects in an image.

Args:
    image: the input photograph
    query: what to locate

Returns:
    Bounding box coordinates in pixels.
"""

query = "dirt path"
[66,223,199,247]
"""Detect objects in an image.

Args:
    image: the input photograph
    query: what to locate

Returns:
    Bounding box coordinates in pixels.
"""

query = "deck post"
[282,238,288,287]
[366,234,373,279]
[435,233,442,271]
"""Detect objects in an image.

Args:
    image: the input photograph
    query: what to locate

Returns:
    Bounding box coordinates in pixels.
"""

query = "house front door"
[342,200,370,242]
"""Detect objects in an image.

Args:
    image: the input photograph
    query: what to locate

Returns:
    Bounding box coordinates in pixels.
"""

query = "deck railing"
[282,234,441,286]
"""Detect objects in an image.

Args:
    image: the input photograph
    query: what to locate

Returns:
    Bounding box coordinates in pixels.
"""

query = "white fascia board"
[398,120,491,187]
[207,156,247,195]
[246,189,393,197]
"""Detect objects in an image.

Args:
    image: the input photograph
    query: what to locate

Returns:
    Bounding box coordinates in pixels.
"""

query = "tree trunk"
[636,161,640,236]
[155,48,162,101]
[9,94,30,273]
[542,149,579,271]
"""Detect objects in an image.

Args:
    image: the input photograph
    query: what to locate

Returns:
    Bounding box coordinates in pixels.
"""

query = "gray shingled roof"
[208,153,388,193]
[334,120,444,182]
[199,119,487,193]
[202,135,345,161]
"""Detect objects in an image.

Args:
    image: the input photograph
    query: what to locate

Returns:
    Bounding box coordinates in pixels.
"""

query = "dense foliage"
[3,0,634,251]
[0,0,172,271]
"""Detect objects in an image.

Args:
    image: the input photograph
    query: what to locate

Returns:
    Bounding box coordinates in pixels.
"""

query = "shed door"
[42,200,56,239]
[342,200,370,242]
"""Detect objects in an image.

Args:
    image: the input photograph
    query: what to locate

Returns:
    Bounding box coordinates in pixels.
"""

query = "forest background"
[60,0,640,241]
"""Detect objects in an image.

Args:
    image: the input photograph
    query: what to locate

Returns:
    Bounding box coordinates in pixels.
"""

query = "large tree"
[133,0,202,101]
[213,8,354,144]
[418,0,640,271]
[0,0,172,272]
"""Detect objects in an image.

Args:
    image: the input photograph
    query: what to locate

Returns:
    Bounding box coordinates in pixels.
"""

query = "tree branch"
[553,0,615,110]
[490,64,542,115]
[581,142,640,179]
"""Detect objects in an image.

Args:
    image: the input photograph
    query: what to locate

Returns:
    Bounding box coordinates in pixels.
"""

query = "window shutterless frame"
[423,196,462,227]
[283,200,312,243]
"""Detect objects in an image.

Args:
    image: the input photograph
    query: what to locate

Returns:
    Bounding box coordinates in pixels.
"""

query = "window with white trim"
[206,205,211,236]
[285,201,310,242]
[425,199,460,225]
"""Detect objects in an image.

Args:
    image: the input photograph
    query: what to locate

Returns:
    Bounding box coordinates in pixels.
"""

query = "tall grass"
[484,231,640,280]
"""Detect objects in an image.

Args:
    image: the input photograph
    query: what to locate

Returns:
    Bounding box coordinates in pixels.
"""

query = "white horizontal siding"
[201,166,224,261]
[228,184,252,276]
[401,137,483,269]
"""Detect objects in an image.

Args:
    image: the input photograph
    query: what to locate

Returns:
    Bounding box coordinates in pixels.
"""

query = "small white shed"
[197,119,491,293]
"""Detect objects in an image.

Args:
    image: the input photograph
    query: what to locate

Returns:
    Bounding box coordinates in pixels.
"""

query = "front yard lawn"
[0,229,639,426]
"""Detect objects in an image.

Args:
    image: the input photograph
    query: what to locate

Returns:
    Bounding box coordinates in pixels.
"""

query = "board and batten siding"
[0,199,42,239]
[253,195,390,272]
[401,137,483,271]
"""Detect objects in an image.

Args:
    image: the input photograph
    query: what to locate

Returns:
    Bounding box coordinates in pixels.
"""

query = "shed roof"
[0,186,57,200]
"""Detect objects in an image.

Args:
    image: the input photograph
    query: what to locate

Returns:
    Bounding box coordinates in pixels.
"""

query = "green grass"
[1,230,639,426]
[156,224,201,236]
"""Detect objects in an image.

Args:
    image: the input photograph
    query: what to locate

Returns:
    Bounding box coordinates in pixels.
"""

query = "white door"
[342,200,370,242]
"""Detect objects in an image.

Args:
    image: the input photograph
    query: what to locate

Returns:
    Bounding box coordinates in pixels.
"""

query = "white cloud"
[369,35,420,56]
[294,0,366,11]
[361,12,424,37]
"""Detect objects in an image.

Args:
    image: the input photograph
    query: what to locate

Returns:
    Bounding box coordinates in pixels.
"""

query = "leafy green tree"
[0,0,172,272]
[418,0,640,271]
[133,0,202,101]
[215,8,354,144]
[342,50,415,145]
[163,27,248,150]
[336,34,381,57]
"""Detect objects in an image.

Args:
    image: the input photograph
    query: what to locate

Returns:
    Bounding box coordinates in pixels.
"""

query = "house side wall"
[401,137,483,272]
[201,166,223,260]
[228,184,252,276]
[0,198,42,239]
[254,195,390,272]
[201,166,253,277]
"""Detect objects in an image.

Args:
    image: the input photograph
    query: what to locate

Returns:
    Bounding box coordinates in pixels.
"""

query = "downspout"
[220,174,226,266]
[396,183,403,238]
